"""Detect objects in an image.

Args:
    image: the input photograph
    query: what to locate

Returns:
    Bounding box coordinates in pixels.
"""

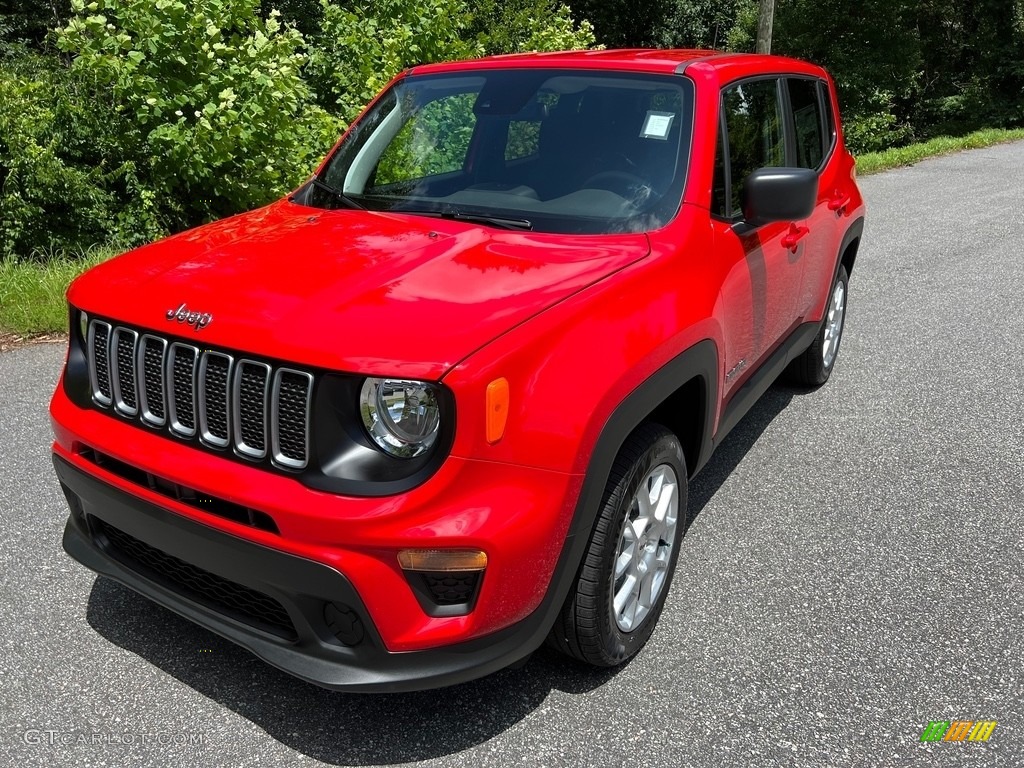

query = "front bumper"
[56,455,562,692]
[51,374,581,654]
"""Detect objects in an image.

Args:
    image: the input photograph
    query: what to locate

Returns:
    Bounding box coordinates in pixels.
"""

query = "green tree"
[0,0,70,50]
[913,0,1024,136]
[660,0,739,48]
[729,0,921,152]
[566,0,672,48]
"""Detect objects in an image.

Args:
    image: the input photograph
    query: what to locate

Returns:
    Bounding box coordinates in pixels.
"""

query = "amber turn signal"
[398,549,488,572]
[486,377,509,444]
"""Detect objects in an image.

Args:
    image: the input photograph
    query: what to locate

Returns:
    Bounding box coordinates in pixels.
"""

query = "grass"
[2,127,1024,339]
[856,127,1024,175]
[0,246,119,337]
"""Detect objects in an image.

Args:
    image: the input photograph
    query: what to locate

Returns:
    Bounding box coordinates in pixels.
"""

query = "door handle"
[828,192,851,213]
[781,224,809,251]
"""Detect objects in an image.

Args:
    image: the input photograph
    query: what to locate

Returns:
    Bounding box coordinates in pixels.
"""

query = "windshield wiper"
[398,207,533,231]
[307,178,364,210]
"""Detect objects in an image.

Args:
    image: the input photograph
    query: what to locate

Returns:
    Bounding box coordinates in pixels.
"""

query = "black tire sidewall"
[819,264,849,380]
[595,429,688,664]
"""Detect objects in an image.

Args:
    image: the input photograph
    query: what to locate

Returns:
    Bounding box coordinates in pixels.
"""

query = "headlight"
[77,309,89,343]
[360,378,441,458]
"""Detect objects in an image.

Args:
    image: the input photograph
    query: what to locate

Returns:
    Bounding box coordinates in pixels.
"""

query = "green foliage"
[565,0,671,48]
[4,0,1023,273]
[306,0,480,123]
[0,1,71,50]
[0,53,132,259]
[912,0,1024,138]
[259,0,322,38]
[468,0,595,56]
[57,0,339,229]
[2,0,597,262]
[660,0,740,48]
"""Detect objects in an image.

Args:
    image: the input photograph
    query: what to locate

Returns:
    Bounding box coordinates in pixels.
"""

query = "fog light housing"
[398,549,487,617]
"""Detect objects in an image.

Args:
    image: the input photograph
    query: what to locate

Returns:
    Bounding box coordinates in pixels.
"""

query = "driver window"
[720,79,784,217]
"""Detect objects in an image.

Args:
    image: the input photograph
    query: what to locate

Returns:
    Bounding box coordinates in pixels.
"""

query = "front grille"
[92,517,296,639]
[87,320,314,471]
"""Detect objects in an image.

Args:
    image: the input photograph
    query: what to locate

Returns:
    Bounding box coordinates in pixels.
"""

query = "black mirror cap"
[741,167,818,226]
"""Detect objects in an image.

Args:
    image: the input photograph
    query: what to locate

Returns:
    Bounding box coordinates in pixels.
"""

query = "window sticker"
[640,111,675,140]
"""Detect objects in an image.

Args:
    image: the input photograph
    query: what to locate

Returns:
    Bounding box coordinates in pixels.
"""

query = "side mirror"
[741,167,818,226]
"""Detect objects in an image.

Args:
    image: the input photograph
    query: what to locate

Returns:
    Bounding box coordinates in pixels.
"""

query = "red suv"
[51,50,865,692]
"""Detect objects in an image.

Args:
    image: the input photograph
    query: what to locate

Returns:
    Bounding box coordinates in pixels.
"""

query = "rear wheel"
[549,423,687,666]
[788,264,848,386]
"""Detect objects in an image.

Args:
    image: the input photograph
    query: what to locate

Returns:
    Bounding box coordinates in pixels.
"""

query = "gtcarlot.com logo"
[23,730,206,746]
[920,720,997,743]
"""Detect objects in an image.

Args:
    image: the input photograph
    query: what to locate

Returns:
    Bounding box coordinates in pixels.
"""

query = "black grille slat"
[85,321,313,472]
[93,517,295,639]
[140,337,166,425]
[111,329,139,416]
[273,370,311,469]
[91,323,112,403]
[235,363,269,456]
[200,353,231,445]
[170,345,197,434]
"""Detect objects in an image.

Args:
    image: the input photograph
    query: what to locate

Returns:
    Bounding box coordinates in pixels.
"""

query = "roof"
[409,49,824,80]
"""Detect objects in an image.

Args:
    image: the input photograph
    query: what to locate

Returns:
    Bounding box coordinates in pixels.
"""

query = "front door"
[712,77,807,398]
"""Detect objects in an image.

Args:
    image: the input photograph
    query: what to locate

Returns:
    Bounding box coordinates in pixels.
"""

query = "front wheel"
[548,423,688,667]
[788,264,849,386]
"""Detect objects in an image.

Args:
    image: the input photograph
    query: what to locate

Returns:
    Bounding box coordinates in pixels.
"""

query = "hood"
[69,199,650,379]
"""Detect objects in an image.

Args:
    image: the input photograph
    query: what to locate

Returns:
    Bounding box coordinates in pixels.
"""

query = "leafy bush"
[0,54,131,259]
[468,0,596,56]
[306,0,480,123]
[57,0,338,229]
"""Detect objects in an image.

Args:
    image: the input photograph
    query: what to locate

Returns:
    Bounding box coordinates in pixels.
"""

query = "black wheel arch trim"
[836,216,865,279]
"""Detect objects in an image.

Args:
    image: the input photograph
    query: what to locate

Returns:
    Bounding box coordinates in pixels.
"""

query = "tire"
[548,423,688,667]
[787,264,849,386]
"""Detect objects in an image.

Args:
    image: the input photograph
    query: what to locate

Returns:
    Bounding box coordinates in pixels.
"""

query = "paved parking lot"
[2,142,1022,767]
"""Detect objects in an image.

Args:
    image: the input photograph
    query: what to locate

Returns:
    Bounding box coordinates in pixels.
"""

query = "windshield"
[312,68,694,234]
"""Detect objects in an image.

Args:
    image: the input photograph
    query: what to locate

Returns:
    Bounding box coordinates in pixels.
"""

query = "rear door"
[785,77,844,319]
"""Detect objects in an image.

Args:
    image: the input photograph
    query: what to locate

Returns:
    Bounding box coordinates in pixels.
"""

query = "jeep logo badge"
[166,303,213,331]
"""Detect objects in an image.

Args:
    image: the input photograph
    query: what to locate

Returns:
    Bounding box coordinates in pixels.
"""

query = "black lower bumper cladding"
[54,454,541,692]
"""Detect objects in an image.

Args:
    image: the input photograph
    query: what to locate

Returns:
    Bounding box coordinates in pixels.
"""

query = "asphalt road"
[2,142,1023,768]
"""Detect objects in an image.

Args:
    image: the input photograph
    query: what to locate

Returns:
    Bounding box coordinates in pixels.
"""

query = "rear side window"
[719,79,784,217]
[787,78,825,169]
[819,81,837,148]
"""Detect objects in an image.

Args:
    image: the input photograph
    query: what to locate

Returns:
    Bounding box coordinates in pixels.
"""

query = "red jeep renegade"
[51,50,865,692]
